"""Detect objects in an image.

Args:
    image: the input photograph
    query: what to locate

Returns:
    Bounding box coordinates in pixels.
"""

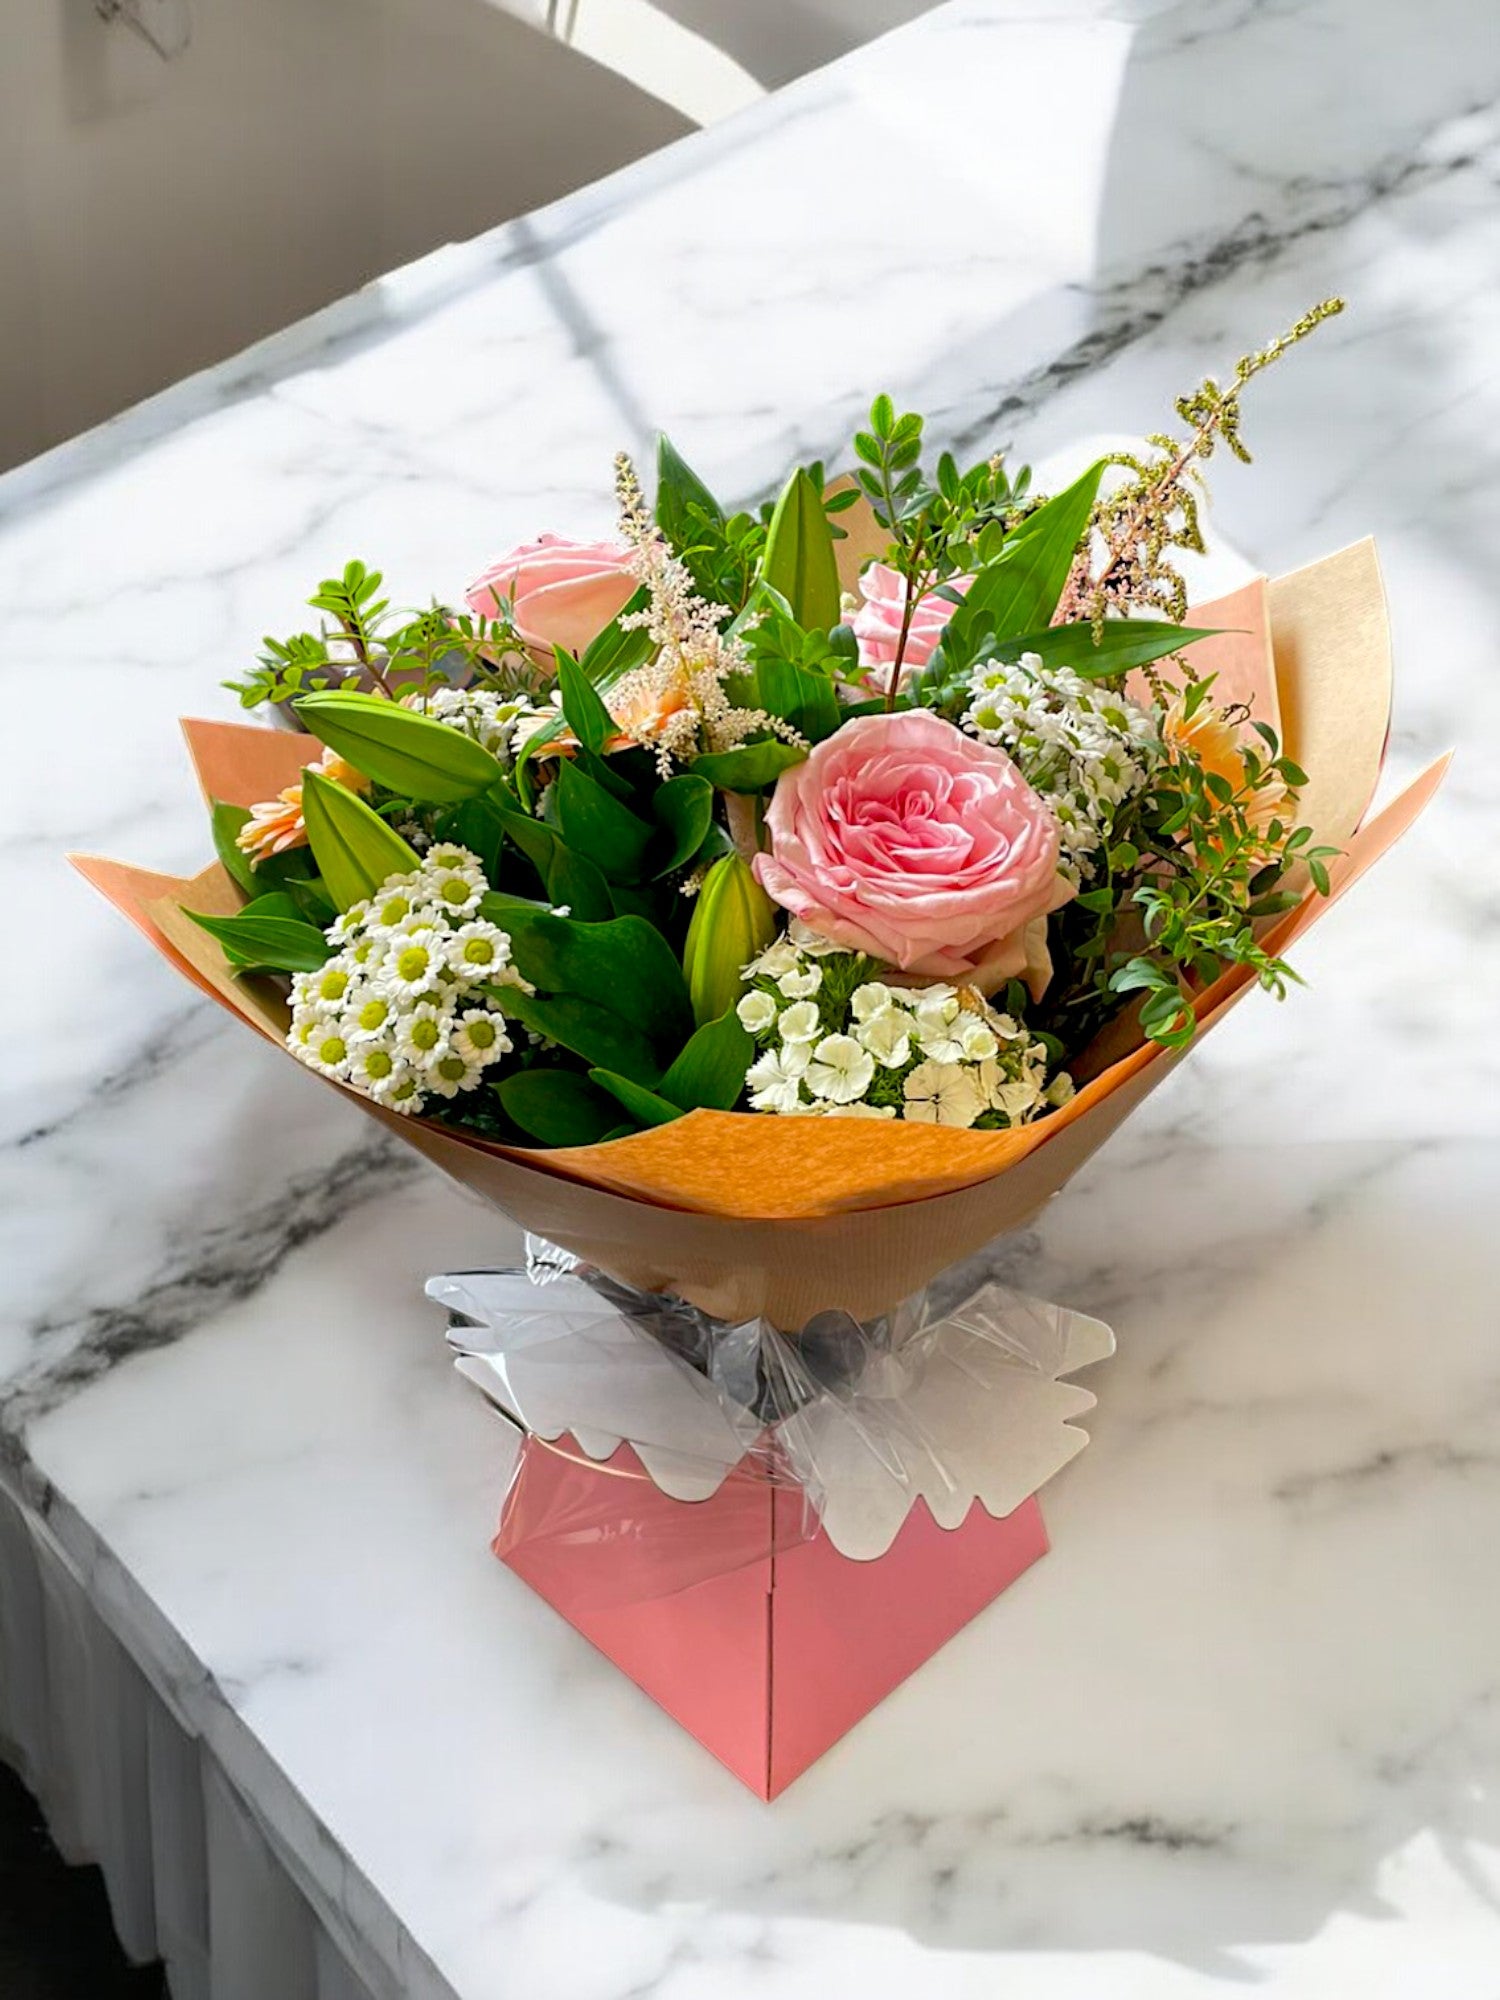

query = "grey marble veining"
[2,2,1498,1995]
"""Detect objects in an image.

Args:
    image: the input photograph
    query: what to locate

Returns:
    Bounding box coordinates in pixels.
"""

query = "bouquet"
[77,300,1449,1791]
[77,296,1441,1324]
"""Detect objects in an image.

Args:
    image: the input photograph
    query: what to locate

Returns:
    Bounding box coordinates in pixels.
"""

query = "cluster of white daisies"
[964,652,1160,882]
[286,846,529,1115]
[402,685,549,763]
[735,926,1072,1128]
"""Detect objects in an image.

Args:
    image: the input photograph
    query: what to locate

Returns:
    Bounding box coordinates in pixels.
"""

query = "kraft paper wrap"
[72,543,1446,1325]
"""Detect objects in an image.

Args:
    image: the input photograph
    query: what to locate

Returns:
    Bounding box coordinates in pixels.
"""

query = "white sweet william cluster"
[736,925,1073,1128]
[286,845,530,1115]
[964,653,1160,882]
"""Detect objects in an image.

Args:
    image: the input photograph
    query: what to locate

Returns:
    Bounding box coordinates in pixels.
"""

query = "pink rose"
[753,710,1074,991]
[851,563,972,693]
[465,534,637,656]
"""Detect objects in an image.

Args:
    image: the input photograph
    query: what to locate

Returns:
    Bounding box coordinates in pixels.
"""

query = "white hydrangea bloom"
[965,651,1160,881]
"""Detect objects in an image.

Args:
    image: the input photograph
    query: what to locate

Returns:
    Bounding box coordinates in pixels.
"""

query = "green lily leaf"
[300,766,422,912]
[496,989,659,1083]
[482,785,610,917]
[210,800,260,898]
[294,690,503,802]
[544,842,615,923]
[553,647,617,756]
[939,460,1104,668]
[552,759,654,883]
[690,741,806,792]
[480,901,694,1055]
[495,1069,622,1147]
[760,466,842,632]
[656,1007,753,1111]
[654,434,728,600]
[433,793,508,884]
[650,772,714,877]
[586,1069,683,1128]
[185,906,332,973]
[992,619,1222,679]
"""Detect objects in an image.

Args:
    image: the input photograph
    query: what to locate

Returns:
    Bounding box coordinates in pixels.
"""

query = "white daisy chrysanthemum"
[451,1009,510,1069]
[394,1004,451,1066]
[305,961,354,1013]
[344,985,395,1042]
[445,920,512,979]
[383,1069,424,1116]
[345,933,387,974]
[286,848,522,1119]
[300,1023,354,1081]
[403,690,547,764]
[804,1033,876,1105]
[369,884,419,932]
[350,1044,405,1096]
[425,1049,482,1100]
[424,865,484,920]
[903,1059,986,1128]
[383,931,445,998]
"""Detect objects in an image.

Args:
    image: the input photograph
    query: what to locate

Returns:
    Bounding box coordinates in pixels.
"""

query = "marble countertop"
[5,1,1500,1994]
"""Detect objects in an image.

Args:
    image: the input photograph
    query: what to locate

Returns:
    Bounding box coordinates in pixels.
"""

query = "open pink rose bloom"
[753,709,1075,991]
[465,532,638,656]
[850,562,972,691]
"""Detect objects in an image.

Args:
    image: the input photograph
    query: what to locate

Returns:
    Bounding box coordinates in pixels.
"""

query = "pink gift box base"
[498,1432,1050,1799]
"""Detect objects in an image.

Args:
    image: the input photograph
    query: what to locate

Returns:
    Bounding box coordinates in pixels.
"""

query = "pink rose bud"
[753,710,1074,992]
[465,533,638,657]
[850,563,973,693]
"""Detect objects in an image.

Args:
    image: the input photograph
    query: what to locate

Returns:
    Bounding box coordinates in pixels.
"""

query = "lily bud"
[295,690,503,803]
[683,852,777,1027]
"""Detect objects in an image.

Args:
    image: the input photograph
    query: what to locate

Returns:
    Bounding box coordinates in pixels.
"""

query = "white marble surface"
[3,0,1500,1994]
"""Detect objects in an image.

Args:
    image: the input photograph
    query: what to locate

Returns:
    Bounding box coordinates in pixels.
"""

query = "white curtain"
[0,1482,382,2000]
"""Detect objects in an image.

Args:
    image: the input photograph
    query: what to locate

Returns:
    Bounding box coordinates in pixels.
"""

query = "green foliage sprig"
[225,559,550,712]
[1035,693,1339,1052]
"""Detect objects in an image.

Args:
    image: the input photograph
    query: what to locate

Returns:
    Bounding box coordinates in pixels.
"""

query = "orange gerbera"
[1163,697,1288,832]
[237,747,371,864]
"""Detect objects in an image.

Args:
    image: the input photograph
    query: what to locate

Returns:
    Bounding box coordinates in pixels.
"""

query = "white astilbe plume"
[607,453,804,775]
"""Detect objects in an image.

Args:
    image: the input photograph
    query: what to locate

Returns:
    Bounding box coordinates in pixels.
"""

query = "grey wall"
[0,0,690,470]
